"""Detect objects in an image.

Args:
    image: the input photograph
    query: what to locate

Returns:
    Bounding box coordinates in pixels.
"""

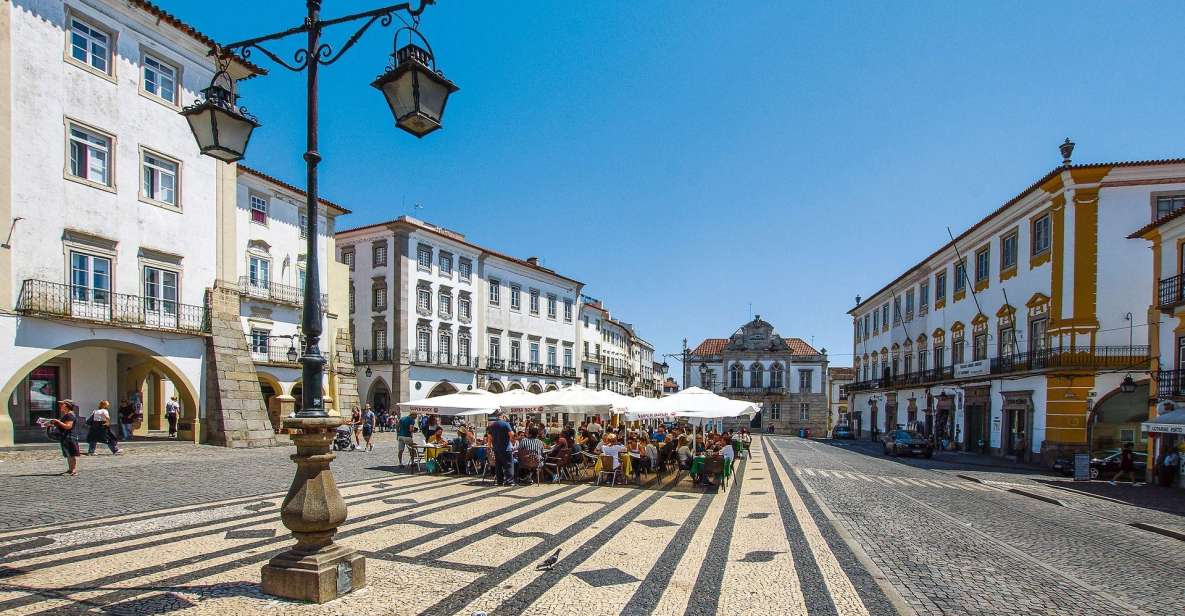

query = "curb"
[1129,522,1185,543]
[1039,483,1135,507]
[1007,487,1065,506]
[955,474,985,484]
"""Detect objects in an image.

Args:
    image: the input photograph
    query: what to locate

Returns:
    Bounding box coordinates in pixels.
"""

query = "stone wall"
[333,328,359,413]
[203,284,278,448]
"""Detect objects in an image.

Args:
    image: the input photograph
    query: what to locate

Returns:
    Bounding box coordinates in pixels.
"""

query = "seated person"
[595,434,626,474]
[720,440,735,464]
[645,439,659,470]
[427,427,447,446]
[517,427,545,483]
[675,437,693,470]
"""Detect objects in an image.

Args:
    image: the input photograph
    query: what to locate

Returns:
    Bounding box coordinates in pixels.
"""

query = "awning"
[1142,408,1185,434]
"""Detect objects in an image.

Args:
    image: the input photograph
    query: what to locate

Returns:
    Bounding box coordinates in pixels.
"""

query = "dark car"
[832,425,855,440]
[1053,449,1147,480]
[882,429,933,458]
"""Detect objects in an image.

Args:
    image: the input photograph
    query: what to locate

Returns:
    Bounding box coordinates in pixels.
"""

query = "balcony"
[1157,369,1185,399]
[562,367,579,378]
[486,358,506,370]
[353,347,394,363]
[583,352,602,362]
[546,365,561,376]
[845,346,1149,392]
[1158,273,1185,311]
[18,279,208,335]
[237,276,326,308]
[508,360,526,372]
[527,362,544,374]
[409,350,477,369]
[248,340,302,367]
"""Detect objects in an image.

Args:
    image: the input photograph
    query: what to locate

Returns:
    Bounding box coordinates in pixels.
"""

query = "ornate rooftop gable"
[724,316,791,352]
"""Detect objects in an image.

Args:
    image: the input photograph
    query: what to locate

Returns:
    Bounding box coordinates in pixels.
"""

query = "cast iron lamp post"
[181,0,456,604]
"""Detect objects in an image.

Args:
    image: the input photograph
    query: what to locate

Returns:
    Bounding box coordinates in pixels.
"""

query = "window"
[918,348,928,371]
[69,17,111,74]
[1155,195,1185,221]
[864,313,871,338]
[799,403,810,421]
[299,213,308,238]
[70,252,111,304]
[954,259,967,292]
[458,334,471,363]
[416,287,430,314]
[510,285,521,310]
[905,289,915,317]
[904,354,913,375]
[459,296,471,321]
[934,345,945,370]
[342,250,354,271]
[563,298,573,322]
[348,284,355,313]
[248,255,270,288]
[438,330,452,361]
[975,246,990,282]
[799,369,813,393]
[439,252,452,277]
[1029,318,1048,354]
[510,339,522,362]
[935,271,947,301]
[488,278,500,306]
[547,295,557,319]
[417,245,432,271]
[750,364,763,388]
[1001,232,1018,270]
[141,151,178,206]
[459,258,472,282]
[372,242,387,267]
[143,266,177,314]
[771,364,784,388]
[973,332,988,361]
[881,304,889,329]
[1032,214,1051,255]
[729,364,743,389]
[249,195,268,224]
[872,310,879,332]
[529,289,540,314]
[770,403,781,420]
[416,327,431,358]
[999,327,1017,358]
[564,348,573,369]
[250,328,269,355]
[142,54,177,103]
[919,281,929,311]
[547,345,557,367]
[68,124,112,186]
[489,336,501,359]
[438,291,451,318]
[952,337,966,365]
[373,328,388,351]
[372,285,387,311]
[529,342,541,365]
[893,299,901,324]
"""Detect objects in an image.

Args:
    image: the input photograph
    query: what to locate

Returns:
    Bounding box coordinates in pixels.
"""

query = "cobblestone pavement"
[0,437,901,615]
[769,436,1185,616]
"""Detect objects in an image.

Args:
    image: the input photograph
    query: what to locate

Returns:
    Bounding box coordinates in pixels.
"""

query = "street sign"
[953,360,990,378]
[1073,453,1090,481]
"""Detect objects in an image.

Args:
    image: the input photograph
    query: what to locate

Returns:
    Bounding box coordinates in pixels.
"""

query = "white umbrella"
[660,386,760,445]
[396,389,499,416]
[492,388,547,414]
[623,396,677,422]
[534,384,617,415]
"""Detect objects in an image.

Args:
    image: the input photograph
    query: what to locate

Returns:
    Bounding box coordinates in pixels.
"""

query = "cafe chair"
[597,454,619,487]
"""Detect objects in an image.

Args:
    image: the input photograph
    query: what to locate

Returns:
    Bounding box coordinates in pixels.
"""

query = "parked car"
[882,429,933,458]
[1053,449,1147,480]
[832,425,855,440]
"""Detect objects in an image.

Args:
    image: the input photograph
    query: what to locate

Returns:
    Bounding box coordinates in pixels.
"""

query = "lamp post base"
[260,416,365,604]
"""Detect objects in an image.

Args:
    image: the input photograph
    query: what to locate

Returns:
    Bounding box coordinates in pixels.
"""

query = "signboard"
[990,415,1001,449]
[953,359,990,378]
[1073,453,1090,481]
[1145,423,1185,435]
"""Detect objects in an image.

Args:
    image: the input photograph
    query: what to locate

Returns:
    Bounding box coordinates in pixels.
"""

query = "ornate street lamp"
[1120,374,1137,394]
[181,0,452,604]
[180,65,259,162]
[286,340,299,363]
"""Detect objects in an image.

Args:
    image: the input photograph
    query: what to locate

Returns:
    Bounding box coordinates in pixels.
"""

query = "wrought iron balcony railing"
[353,347,394,363]
[237,276,326,308]
[18,279,208,334]
[1157,369,1185,399]
[1159,273,1185,311]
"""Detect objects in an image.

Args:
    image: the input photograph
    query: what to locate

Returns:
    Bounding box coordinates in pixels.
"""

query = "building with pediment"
[686,316,829,435]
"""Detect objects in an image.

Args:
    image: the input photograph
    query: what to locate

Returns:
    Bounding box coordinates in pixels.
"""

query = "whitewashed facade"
[847,145,1166,464]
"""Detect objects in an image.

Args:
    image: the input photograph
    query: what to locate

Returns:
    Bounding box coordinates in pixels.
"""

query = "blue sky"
[174,1,1185,372]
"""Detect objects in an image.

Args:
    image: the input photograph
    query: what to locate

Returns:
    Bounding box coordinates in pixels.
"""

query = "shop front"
[1000,390,1034,462]
[1142,403,1185,488]
[964,384,991,454]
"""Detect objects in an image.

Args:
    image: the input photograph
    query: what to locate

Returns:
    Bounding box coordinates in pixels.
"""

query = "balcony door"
[1029,317,1048,369]
[248,256,270,298]
[143,266,178,328]
[70,251,111,320]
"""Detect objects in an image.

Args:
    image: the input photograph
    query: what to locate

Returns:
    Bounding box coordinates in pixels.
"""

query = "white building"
[338,216,583,409]
[827,367,854,436]
[577,298,634,394]
[847,142,1162,464]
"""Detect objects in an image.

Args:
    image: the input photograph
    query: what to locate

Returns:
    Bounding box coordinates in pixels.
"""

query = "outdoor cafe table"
[689,455,732,480]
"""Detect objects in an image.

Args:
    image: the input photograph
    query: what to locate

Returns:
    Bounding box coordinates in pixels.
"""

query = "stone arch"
[487,380,505,393]
[427,381,458,398]
[0,338,200,443]
[527,382,543,394]
[545,384,559,392]
[508,382,524,391]
[289,380,328,413]
[365,377,391,410]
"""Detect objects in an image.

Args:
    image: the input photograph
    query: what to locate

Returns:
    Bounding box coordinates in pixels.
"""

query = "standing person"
[117,399,134,441]
[396,411,418,469]
[487,410,514,486]
[1158,446,1180,487]
[1109,442,1142,485]
[361,405,376,452]
[164,396,181,438]
[85,401,121,455]
[351,405,364,447]
[47,400,80,475]
[376,406,388,433]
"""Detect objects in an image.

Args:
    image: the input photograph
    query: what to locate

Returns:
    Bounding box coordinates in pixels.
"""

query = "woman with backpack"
[85,400,121,456]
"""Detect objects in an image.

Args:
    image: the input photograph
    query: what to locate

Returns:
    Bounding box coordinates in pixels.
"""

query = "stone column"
[261,416,365,603]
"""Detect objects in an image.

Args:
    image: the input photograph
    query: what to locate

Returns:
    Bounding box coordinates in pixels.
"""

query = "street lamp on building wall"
[181,0,456,604]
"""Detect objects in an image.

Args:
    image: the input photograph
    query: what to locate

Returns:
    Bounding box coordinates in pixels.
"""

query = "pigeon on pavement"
[537,548,561,570]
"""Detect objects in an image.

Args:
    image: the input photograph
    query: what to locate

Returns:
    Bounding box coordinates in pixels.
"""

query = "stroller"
[332,425,356,451]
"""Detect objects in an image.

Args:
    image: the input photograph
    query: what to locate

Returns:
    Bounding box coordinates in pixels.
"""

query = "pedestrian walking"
[351,405,364,447]
[44,400,80,476]
[361,405,376,452]
[85,400,121,455]
[117,398,134,441]
[396,411,418,469]
[1109,442,1142,485]
[165,396,181,438]
[487,410,514,486]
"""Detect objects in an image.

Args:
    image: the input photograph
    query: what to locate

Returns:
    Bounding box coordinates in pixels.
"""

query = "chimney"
[1060,137,1075,166]
[526,256,539,266]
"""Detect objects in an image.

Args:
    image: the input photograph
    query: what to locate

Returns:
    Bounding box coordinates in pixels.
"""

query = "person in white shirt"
[164,396,181,438]
[596,434,625,469]
[85,400,121,455]
[721,442,735,463]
